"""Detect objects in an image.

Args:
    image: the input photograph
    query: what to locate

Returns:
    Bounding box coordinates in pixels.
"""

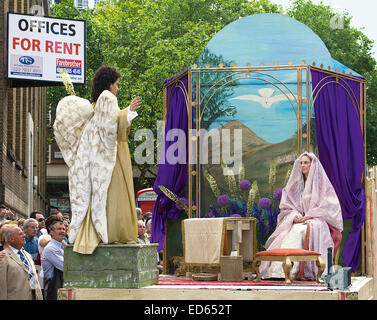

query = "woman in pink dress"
[260,152,343,280]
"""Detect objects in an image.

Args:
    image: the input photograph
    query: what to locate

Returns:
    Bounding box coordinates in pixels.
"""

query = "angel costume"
[260,152,343,280]
[53,90,138,254]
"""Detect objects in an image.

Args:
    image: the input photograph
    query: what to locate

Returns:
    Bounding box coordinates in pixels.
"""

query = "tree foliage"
[48,0,281,189]
[286,0,377,166]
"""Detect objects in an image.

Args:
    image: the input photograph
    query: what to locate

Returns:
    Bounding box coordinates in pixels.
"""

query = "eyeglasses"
[37,218,45,222]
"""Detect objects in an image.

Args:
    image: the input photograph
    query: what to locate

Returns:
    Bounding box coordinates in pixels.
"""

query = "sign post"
[6,12,86,86]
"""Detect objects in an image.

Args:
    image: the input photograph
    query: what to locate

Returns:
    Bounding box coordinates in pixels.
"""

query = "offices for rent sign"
[7,13,86,84]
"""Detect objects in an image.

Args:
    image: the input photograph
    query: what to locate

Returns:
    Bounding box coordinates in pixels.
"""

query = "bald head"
[137,220,146,238]
[0,223,17,245]
[5,225,25,250]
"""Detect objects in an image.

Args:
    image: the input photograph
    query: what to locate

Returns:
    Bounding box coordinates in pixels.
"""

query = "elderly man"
[137,220,149,244]
[41,219,65,300]
[30,211,47,238]
[0,224,43,300]
[23,218,39,262]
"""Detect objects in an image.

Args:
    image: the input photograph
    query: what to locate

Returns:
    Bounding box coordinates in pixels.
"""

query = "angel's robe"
[53,90,138,254]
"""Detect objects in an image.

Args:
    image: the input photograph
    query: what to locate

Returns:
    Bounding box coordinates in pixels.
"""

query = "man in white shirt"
[30,211,47,238]
[41,219,65,300]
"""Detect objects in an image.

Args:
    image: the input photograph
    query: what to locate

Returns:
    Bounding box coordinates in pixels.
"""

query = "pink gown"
[260,152,343,280]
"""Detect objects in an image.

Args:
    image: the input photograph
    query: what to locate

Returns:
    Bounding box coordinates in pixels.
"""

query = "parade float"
[59,13,376,300]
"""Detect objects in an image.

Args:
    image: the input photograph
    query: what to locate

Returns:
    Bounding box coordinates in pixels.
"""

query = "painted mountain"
[202,120,272,165]
[199,120,299,216]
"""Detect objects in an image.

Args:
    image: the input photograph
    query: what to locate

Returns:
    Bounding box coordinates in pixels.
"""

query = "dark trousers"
[44,268,63,300]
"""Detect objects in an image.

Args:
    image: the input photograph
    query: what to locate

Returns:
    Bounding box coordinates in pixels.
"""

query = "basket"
[191,273,218,281]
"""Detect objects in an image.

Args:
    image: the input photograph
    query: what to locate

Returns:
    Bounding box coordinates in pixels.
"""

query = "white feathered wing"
[53,90,119,244]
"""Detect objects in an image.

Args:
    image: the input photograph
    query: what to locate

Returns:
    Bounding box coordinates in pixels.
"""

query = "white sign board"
[7,13,86,84]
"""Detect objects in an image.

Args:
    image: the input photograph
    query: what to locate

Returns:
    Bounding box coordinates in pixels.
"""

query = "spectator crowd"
[0,204,162,300]
[0,204,69,300]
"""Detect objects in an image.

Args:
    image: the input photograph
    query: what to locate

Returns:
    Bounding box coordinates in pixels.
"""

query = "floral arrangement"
[159,159,291,251]
[205,160,288,251]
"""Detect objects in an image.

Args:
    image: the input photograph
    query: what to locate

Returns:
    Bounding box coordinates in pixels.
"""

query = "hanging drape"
[311,69,366,271]
[151,74,188,252]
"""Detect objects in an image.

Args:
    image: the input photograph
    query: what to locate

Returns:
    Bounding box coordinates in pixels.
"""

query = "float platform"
[58,274,374,300]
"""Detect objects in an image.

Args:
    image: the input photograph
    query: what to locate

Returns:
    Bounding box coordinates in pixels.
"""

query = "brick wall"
[0,0,49,217]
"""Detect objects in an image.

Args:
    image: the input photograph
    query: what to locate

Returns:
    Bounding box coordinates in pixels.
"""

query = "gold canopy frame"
[162,61,367,274]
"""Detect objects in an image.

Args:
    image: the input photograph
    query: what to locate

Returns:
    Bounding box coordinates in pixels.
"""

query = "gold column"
[195,71,201,218]
[187,69,193,219]
[306,66,311,152]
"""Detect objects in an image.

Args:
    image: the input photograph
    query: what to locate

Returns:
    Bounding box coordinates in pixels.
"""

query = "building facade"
[49,0,105,9]
[0,0,50,218]
[46,141,70,215]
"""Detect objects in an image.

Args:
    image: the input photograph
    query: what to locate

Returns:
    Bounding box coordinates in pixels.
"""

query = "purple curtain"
[311,70,366,271]
[151,74,188,251]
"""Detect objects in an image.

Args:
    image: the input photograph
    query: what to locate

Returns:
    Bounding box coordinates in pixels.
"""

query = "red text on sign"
[13,37,41,51]
[12,37,81,55]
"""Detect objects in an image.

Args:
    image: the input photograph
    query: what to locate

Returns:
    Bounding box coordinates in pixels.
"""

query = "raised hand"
[129,96,142,112]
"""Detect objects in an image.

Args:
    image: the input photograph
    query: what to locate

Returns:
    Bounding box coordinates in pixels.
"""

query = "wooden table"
[224,217,257,261]
[251,248,325,284]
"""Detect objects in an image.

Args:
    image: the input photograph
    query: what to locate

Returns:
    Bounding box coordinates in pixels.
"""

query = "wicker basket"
[192,273,218,281]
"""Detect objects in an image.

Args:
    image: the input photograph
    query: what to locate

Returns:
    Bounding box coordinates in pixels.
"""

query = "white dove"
[230,88,297,108]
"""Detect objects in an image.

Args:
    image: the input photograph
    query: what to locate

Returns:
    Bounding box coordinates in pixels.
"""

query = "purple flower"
[239,179,251,191]
[217,194,230,207]
[231,201,242,216]
[208,205,220,218]
[273,188,283,201]
[258,197,271,209]
[231,214,241,217]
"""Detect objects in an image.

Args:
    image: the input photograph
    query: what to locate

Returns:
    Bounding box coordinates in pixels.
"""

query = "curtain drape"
[311,70,366,271]
[151,74,188,252]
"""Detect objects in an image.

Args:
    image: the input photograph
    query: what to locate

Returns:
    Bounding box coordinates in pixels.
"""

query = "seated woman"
[260,152,343,280]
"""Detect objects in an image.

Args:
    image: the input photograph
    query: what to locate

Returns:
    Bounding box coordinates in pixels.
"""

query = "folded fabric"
[183,218,225,264]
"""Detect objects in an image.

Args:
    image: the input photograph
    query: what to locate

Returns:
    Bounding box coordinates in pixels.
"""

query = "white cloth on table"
[183,218,224,264]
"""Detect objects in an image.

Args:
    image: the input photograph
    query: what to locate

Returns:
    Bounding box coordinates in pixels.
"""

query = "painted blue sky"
[198,13,334,69]
[196,13,359,143]
[207,82,308,143]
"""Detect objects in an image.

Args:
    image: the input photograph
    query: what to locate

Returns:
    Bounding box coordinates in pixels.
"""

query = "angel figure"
[53,66,142,254]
